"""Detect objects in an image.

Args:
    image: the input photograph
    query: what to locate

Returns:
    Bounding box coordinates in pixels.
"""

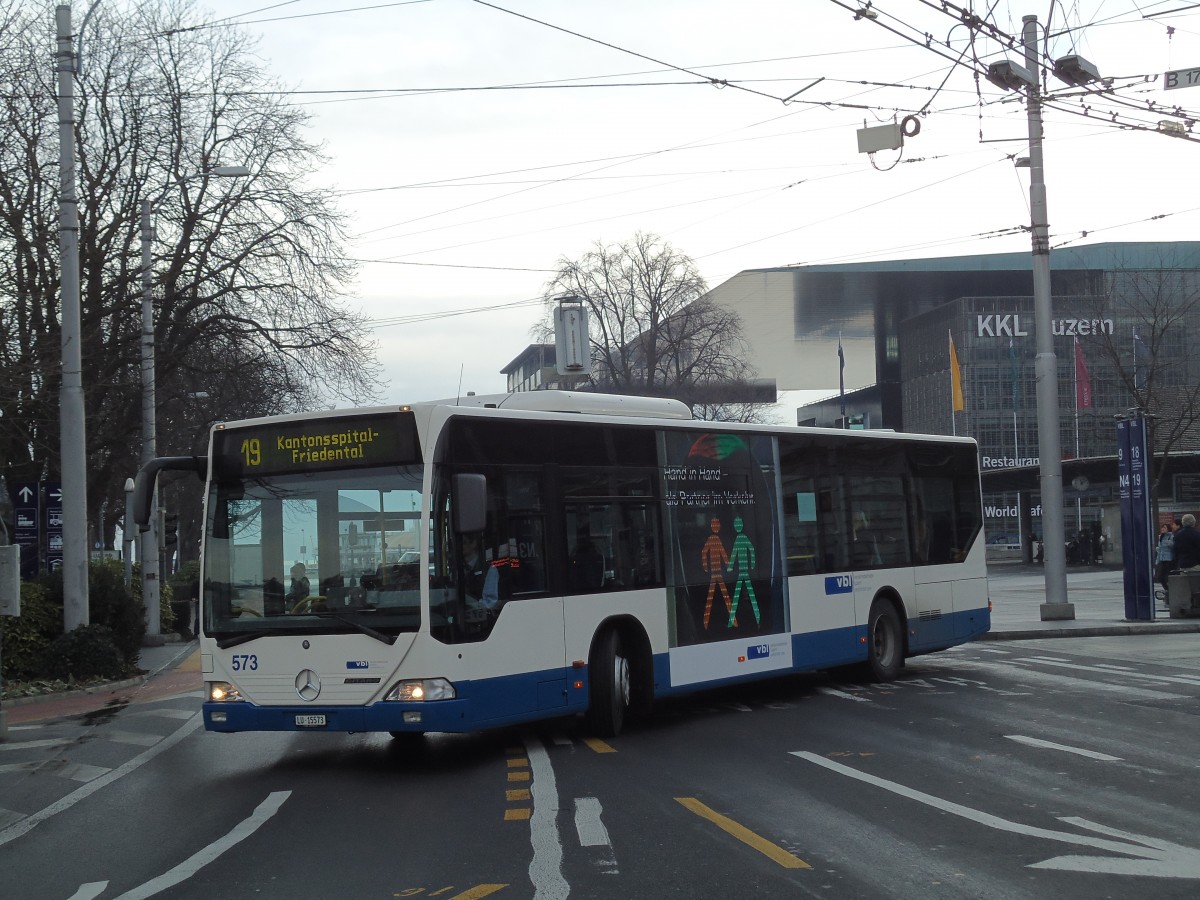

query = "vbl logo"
[824,575,853,595]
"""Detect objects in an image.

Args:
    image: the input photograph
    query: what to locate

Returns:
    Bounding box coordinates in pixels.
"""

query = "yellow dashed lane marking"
[506,757,529,768]
[676,797,811,869]
[507,771,530,782]
[446,886,507,899]
[582,737,616,754]
[504,808,532,821]
[506,789,531,802]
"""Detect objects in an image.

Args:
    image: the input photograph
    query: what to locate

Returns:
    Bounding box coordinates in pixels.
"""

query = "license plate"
[295,714,326,727]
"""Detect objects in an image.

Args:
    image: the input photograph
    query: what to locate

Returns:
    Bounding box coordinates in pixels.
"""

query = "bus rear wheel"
[586,629,630,738]
[864,600,902,682]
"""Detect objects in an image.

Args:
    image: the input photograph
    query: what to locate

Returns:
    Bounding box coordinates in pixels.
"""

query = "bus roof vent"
[440,390,693,420]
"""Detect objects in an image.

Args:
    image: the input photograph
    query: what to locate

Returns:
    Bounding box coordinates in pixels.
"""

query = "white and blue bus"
[136,391,989,738]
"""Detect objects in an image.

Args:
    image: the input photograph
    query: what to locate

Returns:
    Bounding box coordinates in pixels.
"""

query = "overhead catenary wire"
[116,1,1200,338]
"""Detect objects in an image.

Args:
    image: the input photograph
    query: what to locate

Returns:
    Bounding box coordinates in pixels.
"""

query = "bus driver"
[461,533,500,610]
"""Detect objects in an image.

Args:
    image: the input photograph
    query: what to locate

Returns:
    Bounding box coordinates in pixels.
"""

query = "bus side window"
[779,435,850,574]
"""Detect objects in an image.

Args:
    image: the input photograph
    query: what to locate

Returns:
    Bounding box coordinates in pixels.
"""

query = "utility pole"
[1023,14,1073,619]
[140,197,163,644]
[56,4,90,630]
[123,477,134,589]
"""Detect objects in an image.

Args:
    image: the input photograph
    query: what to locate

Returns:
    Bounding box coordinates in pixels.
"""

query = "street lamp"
[988,16,1104,620]
[139,165,249,643]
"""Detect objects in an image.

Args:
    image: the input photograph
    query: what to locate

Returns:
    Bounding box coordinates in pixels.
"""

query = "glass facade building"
[707,243,1200,547]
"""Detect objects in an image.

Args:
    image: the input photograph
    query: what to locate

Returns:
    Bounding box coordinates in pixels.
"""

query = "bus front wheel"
[864,601,903,682]
[586,629,630,738]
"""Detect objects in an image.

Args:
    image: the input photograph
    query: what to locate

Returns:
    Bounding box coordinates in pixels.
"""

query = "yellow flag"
[949,332,965,412]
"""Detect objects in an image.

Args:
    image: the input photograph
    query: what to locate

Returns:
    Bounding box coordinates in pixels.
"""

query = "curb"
[981,621,1200,641]
[1,635,194,711]
[1,675,147,708]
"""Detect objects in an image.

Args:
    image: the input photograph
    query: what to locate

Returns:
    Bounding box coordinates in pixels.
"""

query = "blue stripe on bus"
[203,606,991,734]
[203,665,589,734]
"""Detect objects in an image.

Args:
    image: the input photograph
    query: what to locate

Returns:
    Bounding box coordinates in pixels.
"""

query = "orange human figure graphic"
[700,517,731,628]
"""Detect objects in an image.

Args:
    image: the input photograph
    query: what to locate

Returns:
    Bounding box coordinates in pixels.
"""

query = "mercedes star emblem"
[295,668,322,701]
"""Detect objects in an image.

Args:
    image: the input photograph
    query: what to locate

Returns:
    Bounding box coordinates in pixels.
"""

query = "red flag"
[1074,337,1093,409]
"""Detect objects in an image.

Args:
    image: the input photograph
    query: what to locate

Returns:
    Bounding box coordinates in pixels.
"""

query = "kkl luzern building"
[704,242,1200,553]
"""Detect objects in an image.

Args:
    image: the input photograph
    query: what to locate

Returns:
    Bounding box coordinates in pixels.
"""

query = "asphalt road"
[2,633,1199,899]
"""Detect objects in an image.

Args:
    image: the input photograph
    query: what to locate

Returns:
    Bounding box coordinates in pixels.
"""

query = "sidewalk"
[1,637,202,732]
[983,559,1200,640]
[2,565,1198,733]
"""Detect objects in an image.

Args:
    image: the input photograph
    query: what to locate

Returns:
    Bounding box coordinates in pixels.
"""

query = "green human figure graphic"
[700,516,730,629]
[726,515,760,627]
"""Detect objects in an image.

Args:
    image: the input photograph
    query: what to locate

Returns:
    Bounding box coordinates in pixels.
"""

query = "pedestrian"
[287,562,311,603]
[1173,514,1200,571]
[1155,521,1175,594]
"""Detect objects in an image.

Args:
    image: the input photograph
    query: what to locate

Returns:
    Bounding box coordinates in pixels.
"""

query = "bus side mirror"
[452,473,487,534]
[133,456,207,528]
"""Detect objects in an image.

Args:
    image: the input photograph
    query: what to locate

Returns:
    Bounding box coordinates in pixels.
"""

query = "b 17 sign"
[1164,67,1200,90]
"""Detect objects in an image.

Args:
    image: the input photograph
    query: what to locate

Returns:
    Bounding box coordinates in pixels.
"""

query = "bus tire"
[864,600,903,682]
[586,628,630,738]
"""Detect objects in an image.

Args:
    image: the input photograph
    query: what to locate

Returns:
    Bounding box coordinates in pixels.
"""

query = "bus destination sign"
[213,412,418,478]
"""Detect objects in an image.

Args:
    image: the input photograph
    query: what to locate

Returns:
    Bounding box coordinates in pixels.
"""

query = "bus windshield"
[204,466,426,644]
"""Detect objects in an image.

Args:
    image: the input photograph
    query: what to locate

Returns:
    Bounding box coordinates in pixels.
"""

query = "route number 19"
[241,438,261,467]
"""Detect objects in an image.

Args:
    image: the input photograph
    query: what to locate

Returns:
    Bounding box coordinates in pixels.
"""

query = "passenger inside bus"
[287,563,310,603]
[568,534,606,591]
[852,511,882,567]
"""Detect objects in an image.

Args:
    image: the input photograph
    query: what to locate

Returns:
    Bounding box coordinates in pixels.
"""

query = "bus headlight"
[208,681,244,702]
[384,678,456,702]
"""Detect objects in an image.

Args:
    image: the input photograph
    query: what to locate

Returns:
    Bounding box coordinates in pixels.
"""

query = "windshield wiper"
[315,611,397,645]
[216,631,268,650]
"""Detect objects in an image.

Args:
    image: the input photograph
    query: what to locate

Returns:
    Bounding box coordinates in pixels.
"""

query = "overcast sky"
[197,0,1200,408]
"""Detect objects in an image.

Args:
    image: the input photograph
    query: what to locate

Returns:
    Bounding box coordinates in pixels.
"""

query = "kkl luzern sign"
[976,315,1115,337]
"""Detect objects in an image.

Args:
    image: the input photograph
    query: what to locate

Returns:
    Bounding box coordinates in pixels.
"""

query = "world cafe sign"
[976,314,1114,337]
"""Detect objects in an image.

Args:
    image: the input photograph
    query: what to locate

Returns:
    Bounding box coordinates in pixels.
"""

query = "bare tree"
[1092,252,1200,511]
[541,232,770,422]
[0,1,380,548]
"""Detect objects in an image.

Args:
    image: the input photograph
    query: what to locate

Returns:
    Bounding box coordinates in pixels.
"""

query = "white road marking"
[523,736,568,900]
[1005,735,1122,761]
[112,791,290,900]
[723,702,753,712]
[66,882,107,900]
[0,738,71,752]
[1013,658,1192,687]
[817,687,870,703]
[52,762,111,783]
[102,731,162,748]
[973,646,1010,654]
[574,797,611,848]
[931,676,1027,695]
[125,709,195,720]
[791,752,1200,879]
[0,761,111,781]
[940,659,1188,700]
[1092,664,1136,671]
[0,713,202,848]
